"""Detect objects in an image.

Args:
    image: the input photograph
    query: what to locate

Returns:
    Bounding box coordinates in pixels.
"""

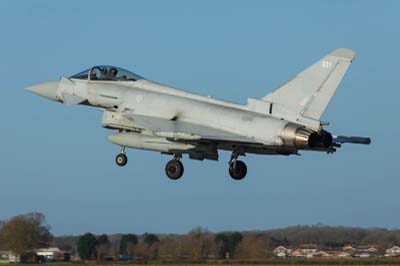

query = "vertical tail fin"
[263,48,355,120]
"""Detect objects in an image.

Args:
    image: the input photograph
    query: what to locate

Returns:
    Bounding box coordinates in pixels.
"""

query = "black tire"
[165,160,184,180]
[229,160,247,180]
[115,153,128,167]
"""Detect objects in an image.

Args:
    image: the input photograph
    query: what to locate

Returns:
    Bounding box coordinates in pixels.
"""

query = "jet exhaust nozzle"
[309,129,333,149]
[281,124,333,150]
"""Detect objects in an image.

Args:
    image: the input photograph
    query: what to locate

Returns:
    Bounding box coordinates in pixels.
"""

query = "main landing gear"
[115,147,247,181]
[165,154,184,180]
[228,151,247,180]
[115,147,128,167]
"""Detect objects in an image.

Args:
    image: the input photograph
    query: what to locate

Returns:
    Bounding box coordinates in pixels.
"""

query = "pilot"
[100,67,108,80]
[108,67,118,80]
[90,69,98,80]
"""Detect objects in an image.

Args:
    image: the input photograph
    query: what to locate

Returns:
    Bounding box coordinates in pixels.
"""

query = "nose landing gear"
[115,147,128,167]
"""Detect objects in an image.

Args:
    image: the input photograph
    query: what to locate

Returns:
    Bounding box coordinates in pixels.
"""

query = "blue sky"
[0,0,399,236]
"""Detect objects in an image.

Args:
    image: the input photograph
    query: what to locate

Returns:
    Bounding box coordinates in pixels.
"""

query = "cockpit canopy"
[70,66,144,81]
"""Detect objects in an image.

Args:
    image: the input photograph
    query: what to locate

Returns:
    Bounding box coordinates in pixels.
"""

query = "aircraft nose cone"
[26,80,59,101]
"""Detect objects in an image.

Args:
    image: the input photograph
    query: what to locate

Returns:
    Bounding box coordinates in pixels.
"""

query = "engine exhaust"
[281,124,332,150]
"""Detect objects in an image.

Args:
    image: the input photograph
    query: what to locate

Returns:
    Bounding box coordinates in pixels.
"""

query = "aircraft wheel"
[165,160,184,180]
[229,160,247,180]
[115,153,128,167]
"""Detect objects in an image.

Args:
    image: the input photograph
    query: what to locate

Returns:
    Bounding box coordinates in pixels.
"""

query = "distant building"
[312,251,331,257]
[275,252,288,258]
[273,243,391,260]
[338,252,352,258]
[291,250,306,258]
[357,246,378,253]
[273,246,286,253]
[385,245,400,257]
[290,248,319,258]
[0,251,20,263]
[273,246,292,256]
[358,253,371,258]
[343,244,357,252]
[0,248,69,263]
[298,248,318,255]
[36,247,70,262]
[0,252,10,264]
[352,245,379,257]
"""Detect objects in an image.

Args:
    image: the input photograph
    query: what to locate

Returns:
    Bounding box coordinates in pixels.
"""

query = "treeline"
[1,213,400,262]
[55,228,239,261]
[54,225,400,261]
[74,232,161,261]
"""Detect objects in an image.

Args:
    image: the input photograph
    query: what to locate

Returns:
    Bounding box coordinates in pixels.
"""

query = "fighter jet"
[26,48,370,180]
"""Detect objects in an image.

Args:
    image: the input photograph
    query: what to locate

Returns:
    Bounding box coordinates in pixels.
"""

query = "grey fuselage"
[27,49,370,165]
[68,78,296,156]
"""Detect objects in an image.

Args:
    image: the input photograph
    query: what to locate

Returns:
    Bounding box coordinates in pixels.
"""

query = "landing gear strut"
[115,147,128,167]
[228,151,247,180]
[165,154,184,180]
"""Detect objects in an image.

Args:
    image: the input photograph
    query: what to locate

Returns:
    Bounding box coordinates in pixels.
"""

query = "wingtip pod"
[330,48,356,61]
